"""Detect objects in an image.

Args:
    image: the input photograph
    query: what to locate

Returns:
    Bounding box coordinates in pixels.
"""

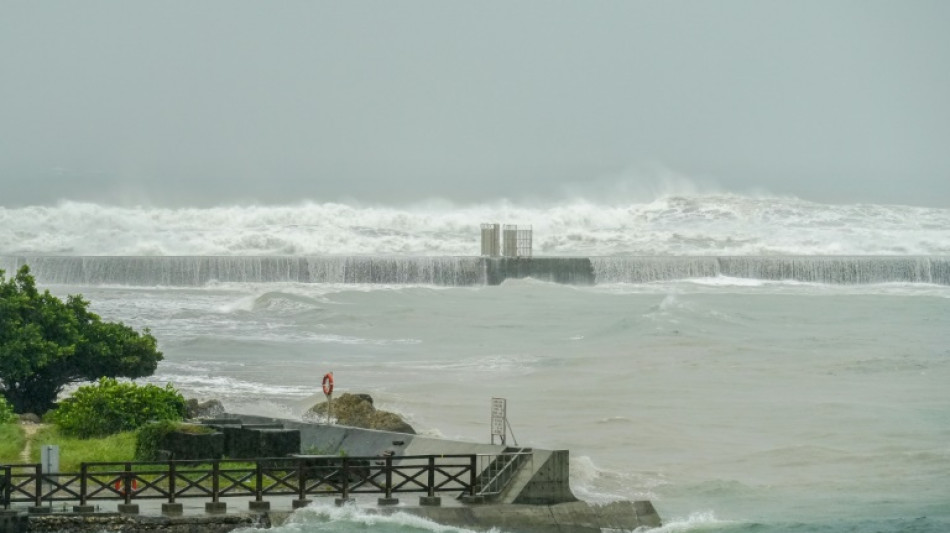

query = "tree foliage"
[48,378,186,438]
[0,395,16,424]
[0,265,164,414]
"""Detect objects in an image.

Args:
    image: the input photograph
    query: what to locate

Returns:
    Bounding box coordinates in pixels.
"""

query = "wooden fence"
[1,454,478,509]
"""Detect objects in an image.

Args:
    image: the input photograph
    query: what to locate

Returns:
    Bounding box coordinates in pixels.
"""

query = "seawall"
[4,254,949,286]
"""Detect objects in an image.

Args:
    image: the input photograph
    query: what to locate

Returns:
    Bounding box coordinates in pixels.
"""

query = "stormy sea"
[2,193,948,533]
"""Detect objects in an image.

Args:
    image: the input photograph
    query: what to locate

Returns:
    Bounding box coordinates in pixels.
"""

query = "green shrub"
[134,420,180,461]
[48,378,186,438]
[0,396,16,424]
[134,421,216,460]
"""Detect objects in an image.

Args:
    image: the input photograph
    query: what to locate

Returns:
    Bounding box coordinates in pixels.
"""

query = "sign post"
[491,397,506,445]
[41,445,59,502]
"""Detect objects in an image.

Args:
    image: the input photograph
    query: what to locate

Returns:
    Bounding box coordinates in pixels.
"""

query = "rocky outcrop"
[185,398,225,419]
[306,393,415,434]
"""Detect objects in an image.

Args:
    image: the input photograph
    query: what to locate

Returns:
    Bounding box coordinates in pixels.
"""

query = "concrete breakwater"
[3,255,949,286]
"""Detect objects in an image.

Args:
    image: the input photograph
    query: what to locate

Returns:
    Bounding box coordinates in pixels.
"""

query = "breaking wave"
[1,194,948,256]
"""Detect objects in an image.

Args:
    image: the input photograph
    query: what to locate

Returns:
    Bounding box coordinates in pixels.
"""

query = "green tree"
[0,395,16,424]
[0,265,163,414]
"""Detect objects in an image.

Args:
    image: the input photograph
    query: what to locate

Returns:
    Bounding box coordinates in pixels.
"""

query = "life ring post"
[322,372,334,425]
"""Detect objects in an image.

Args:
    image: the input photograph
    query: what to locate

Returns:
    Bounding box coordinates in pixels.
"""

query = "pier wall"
[4,255,948,286]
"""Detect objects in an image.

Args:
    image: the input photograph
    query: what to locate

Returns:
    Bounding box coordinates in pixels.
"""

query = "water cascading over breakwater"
[3,255,949,287]
[590,256,950,285]
[0,256,487,286]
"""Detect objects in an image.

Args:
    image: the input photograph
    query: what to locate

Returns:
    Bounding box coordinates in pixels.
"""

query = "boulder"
[185,398,225,419]
[306,393,415,434]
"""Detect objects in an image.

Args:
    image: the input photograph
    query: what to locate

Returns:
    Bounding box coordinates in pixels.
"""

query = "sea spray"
[246,500,502,533]
[2,195,949,256]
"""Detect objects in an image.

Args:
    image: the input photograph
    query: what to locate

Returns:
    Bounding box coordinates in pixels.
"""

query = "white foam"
[147,373,313,399]
[570,456,661,505]
[281,500,497,532]
[645,511,736,532]
[2,194,949,257]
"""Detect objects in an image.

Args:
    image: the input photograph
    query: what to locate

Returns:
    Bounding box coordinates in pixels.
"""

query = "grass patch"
[30,425,136,471]
[0,423,26,463]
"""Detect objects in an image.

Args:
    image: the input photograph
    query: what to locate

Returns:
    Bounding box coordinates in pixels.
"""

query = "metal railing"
[467,449,532,500]
[1,454,480,508]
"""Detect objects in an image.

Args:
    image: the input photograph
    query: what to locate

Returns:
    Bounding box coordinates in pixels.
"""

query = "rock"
[185,398,225,419]
[307,393,415,434]
[18,412,41,423]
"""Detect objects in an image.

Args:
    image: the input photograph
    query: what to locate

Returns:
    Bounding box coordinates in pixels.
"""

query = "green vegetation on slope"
[29,425,136,471]
[0,423,25,463]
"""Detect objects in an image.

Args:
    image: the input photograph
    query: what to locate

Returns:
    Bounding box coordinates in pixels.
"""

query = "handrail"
[0,454,478,506]
[469,450,532,498]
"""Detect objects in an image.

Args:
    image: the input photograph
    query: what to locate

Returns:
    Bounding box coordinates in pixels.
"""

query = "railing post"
[292,457,311,509]
[162,460,184,516]
[212,460,220,503]
[248,460,270,512]
[255,462,263,502]
[79,463,87,506]
[334,456,353,506]
[168,461,176,504]
[376,454,398,506]
[124,463,132,505]
[469,455,477,497]
[34,464,43,508]
[2,465,10,510]
[116,462,139,515]
[72,463,94,513]
[384,455,393,500]
[204,460,227,514]
[341,457,349,499]
[297,458,306,502]
[418,456,441,506]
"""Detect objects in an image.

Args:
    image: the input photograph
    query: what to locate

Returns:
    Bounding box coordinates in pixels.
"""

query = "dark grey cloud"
[1,1,948,207]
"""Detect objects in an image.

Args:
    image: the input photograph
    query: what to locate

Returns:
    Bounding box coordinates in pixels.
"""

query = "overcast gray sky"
[1,1,948,207]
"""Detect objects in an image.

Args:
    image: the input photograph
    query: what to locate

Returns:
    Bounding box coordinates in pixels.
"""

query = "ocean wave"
[570,455,663,504]
[1,194,949,256]
[271,500,490,533]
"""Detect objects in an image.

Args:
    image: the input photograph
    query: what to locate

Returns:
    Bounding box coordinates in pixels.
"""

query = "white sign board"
[491,397,506,445]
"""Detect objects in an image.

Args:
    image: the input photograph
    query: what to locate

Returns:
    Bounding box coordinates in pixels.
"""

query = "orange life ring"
[114,478,138,494]
[322,372,334,396]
